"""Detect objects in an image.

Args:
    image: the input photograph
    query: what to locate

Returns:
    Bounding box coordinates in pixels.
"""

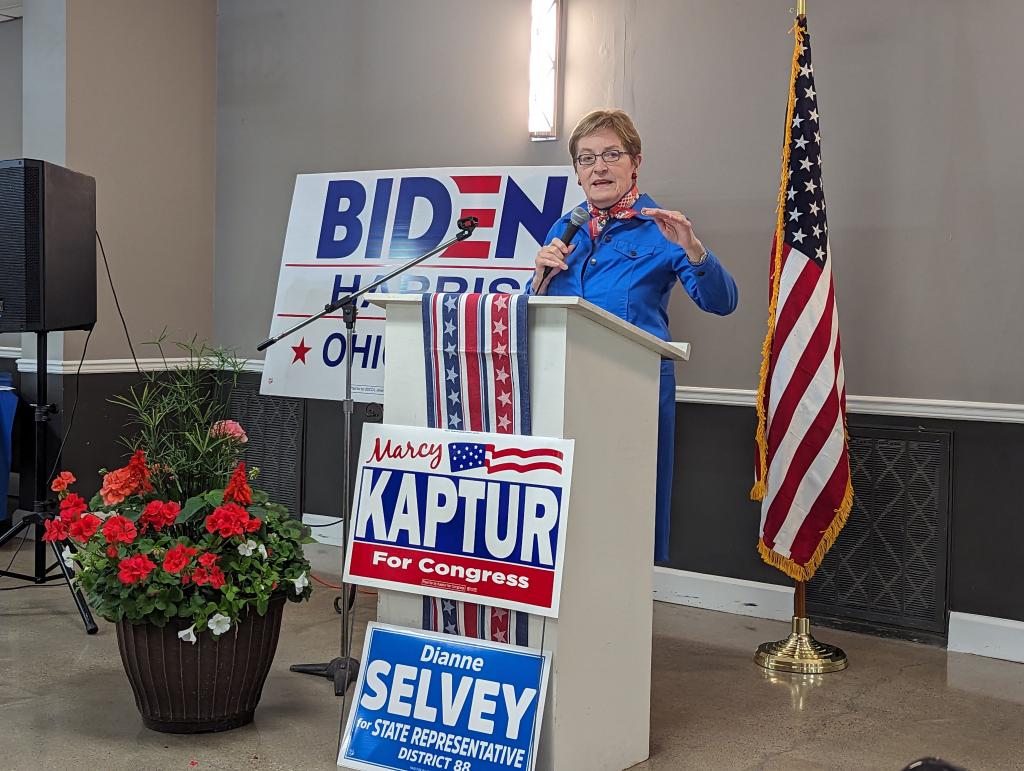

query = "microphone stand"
[255,216,478,702]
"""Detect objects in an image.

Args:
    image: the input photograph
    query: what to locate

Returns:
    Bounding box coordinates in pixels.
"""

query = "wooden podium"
[366,294,688,771]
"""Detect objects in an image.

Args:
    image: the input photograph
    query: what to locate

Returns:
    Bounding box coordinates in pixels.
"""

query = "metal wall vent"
[807,427,951,637]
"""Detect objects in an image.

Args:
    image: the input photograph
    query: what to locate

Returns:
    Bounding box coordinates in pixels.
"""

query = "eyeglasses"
[574,149,630,167]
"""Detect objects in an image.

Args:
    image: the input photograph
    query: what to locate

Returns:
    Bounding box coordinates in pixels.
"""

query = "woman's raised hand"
[641,207,703,258]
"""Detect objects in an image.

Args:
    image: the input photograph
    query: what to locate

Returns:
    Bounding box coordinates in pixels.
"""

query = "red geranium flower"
[58,493,88,522]
[117,554,156,584]
[197,552,218,568]
[223,462,252,506]
[50,471,76,493]
[69,513,101,543]
[204,503,253,538]
[192,565,227,590]
[139,500,182,532]
[102,515,137,545]
[41,517,70,542]
[163,543,197,574]
[107,545,119,558]
[206,566,226,590]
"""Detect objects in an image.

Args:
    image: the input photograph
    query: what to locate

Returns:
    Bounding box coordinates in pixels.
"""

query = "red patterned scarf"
[588,183,641,239]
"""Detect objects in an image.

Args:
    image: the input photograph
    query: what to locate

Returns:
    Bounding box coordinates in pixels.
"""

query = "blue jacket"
[526,193,738,341]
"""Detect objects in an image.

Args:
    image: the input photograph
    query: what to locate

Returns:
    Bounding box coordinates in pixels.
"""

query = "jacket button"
[697,270,706,276]
[630,250,637,256]
[603,236,611,243]
[590,258,597,265]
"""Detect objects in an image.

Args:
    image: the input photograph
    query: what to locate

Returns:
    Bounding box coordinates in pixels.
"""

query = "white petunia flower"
[291,572,309,594]
[60,546,74,568]
[237,539,257,557]
[177,625,198,644]
[208,614,231,636]
[257,544,267,559]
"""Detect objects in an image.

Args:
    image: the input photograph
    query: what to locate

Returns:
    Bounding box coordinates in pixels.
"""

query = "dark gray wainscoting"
[669,401,1024,630]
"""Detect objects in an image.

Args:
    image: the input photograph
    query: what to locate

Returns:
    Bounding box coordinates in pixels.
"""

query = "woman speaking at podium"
[527,108,738,563]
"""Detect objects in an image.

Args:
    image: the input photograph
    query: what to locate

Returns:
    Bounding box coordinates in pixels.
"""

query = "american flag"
[752,15,853,583]
[421,292,533,645]
[449,442,564,475]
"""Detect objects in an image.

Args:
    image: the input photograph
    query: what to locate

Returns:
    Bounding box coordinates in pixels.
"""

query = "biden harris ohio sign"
[338,623,550,771]
[343,424,574,617]
[261,166,579,403]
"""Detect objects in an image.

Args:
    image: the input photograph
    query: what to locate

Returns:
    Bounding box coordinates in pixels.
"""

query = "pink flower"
[210,420,247,444]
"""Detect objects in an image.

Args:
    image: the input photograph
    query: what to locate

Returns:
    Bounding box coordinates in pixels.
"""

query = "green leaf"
[177,495,209,523]
[203,490,226,506]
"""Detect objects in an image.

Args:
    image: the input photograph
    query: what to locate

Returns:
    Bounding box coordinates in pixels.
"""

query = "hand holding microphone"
[533,207,590,295]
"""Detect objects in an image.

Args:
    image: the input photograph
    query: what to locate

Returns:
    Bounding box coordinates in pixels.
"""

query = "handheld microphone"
[540,206,590,286]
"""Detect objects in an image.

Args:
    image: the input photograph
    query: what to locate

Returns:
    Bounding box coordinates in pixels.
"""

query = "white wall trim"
[655,569,1024,663]
[677,386,1024,424]
[652,566,795,621]
[3,358,1020,423]
[948,611,1024,664]
[15,356,265,375]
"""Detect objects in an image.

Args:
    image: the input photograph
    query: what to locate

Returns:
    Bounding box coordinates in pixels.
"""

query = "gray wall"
[216,0,1024,404]
[215,0,564,359]
[0,19,22,351]
[0,19,21,159]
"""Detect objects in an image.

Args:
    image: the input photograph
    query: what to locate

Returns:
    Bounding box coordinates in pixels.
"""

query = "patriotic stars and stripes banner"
[423,293,531,435]
[751,15,853,582]
[424,293,546,642]
[423,597,529,647]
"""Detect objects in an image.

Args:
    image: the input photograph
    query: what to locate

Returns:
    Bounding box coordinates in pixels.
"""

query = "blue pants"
[654,360,675,563]
[0,375,16,525]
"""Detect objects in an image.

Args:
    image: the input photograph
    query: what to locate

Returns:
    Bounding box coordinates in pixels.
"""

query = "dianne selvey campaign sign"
[338,623,550,771]
[343,424,573,617]
[261,166,579,403]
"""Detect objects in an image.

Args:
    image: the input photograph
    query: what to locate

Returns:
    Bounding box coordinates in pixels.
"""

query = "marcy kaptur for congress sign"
[343,424,573,617]
[261,166,579,403]
[338,623,550,771]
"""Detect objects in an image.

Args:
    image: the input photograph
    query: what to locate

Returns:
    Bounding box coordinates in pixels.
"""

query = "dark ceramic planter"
[114,595,286,734]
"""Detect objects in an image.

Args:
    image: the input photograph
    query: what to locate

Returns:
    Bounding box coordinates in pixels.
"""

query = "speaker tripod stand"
[0,332,98,634]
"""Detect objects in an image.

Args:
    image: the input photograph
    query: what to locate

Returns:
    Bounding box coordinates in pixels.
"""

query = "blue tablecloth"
[0,373,16,524]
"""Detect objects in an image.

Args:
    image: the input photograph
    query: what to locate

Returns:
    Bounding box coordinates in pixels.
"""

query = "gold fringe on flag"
[757,476,853,582]
[751,20,805,503]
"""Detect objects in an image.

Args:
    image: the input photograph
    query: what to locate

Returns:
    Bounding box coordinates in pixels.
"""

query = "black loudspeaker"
[0,158,97,333]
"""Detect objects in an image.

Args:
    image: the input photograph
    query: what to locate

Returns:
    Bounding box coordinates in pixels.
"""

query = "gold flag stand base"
[755,616,848,674]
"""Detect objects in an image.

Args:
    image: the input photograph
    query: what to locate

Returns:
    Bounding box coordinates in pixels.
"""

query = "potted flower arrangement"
[42,339,313,734]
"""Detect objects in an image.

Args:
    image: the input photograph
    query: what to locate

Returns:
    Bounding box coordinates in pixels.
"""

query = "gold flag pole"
[797,0,806,15]
[755,581,848,673]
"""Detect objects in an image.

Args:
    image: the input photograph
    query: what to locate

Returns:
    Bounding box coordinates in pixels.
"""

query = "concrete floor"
[2,540,1023,771]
